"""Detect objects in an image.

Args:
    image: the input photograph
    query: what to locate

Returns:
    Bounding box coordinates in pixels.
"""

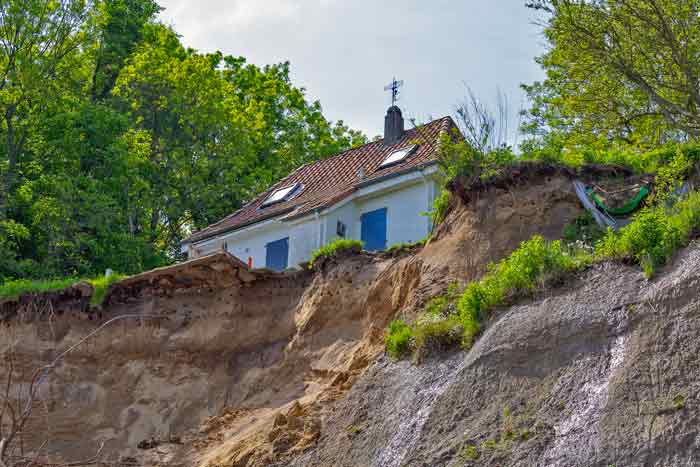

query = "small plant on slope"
[88,273,127,306]
[385,319,413,359]
[309,239,363,269]
[597,192,700,278]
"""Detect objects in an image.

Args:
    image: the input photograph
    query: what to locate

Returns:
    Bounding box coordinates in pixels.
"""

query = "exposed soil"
[3,163,693,467]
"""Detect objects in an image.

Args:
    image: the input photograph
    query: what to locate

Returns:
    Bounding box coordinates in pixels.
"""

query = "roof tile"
[184,116,453,244]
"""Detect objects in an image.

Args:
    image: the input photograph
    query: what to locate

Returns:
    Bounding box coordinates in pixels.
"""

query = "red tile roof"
[183,116,455,244]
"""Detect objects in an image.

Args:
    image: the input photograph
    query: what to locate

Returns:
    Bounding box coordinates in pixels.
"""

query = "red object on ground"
[248,256,253,269]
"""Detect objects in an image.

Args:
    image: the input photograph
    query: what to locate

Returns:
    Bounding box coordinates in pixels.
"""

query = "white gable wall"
[187,167,441,269]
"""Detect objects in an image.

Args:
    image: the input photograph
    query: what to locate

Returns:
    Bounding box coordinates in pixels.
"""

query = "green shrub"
[385,319,413,358]
[0,272,127,306]
[430,190,450,226]
[563,212,605,245]
[309,239,363,269]
[387,236,586,358]
[596,192,700,277]
[413,315,464,357]
[88,273,127,306]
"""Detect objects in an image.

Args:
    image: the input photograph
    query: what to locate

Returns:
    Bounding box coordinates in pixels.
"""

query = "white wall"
[323,201,356,244]
[192,216,320,269]
[188,169,441,269]
[353,178,435,247]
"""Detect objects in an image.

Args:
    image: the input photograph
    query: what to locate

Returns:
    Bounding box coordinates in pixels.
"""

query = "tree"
[113,24,366,256]
[0,6,364,282]
[90,0,161,101]
[522,0,700,150]
[0,0,94,219]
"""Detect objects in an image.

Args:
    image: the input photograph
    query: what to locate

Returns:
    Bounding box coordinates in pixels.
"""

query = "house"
[180,106,457,270]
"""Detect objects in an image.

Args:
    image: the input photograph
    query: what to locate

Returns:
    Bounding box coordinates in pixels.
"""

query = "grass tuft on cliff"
[309,239,363,269]
[0,273,126,306]
[0,278,80,300]
[89,273,127,306]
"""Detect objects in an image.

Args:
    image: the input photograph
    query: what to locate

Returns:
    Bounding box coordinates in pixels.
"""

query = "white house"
[181,107,457,270]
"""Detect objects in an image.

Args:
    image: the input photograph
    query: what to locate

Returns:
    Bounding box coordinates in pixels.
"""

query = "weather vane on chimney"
[384,77,404,107]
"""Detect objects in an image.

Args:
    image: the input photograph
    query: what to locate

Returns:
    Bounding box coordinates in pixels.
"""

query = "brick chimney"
[384,106,404,145]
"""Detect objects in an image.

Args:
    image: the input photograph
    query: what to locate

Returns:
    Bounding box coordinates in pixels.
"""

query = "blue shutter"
[361,208,387,251]
[265,237,289,271]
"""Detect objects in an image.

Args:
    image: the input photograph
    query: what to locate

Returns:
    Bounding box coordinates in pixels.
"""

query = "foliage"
[309,239,364,269]
[436,130,517,185]
[522,0,700,151]
[0,272,126,306]
[88,273,127,306]
[0,278,80,300]
[430,190,451,227]
[386,187,700,358]
[0,2,364,283]
[386,236,586,358]
[563,212,605,246]
[386,239,427,254]
[385,320,413,359]
[597,192,700,277]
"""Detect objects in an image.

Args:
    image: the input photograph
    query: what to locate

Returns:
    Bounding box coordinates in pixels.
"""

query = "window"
[379,145,418,168]
[261,183,302,207]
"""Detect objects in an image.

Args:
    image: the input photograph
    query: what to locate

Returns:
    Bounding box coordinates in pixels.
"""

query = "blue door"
[361,208,387,251]
[266,237,289,271]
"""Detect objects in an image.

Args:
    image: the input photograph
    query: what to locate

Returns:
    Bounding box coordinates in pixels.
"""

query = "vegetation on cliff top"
[0,273,126,306]
[309,239,364,269]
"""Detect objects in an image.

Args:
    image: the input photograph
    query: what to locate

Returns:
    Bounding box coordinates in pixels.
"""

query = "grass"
[0,278,81,300]
[386,238,427,254]
[309,239,363,269]
[0,272,127,307]
[88,273,127,306]
[385,320,413,359]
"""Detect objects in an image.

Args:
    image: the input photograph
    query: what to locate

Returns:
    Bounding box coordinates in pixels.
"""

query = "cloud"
[158,0,545,138]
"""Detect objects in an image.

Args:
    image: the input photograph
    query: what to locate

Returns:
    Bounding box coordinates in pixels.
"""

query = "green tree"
[0,0,94,219]
[523,0,700,151]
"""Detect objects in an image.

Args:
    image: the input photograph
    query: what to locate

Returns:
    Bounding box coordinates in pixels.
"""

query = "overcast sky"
[157,1,546,139]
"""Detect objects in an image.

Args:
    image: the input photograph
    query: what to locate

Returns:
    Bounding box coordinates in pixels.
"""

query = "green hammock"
[586,186,650,216]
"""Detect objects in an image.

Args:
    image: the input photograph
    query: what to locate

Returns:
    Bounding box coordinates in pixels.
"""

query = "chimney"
[384,106,404,145]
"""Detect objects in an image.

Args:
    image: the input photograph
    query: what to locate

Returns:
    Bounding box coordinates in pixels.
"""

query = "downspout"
[419,168,433,233]
[315,210,323,250]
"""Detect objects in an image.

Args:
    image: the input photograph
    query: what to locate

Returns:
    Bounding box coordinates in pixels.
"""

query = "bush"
[430,190,451,227]
[385,320,413,358]
[386,238,426,254]
[309,239,363,269]
[596,192,700,277]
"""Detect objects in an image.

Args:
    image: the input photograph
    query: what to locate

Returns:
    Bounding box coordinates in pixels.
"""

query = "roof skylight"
[379,145,418,168]
[261,182,301,207]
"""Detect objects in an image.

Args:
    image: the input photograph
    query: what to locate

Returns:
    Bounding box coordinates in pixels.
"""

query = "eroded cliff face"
[288,245,700,467]
[5,165,690,467]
